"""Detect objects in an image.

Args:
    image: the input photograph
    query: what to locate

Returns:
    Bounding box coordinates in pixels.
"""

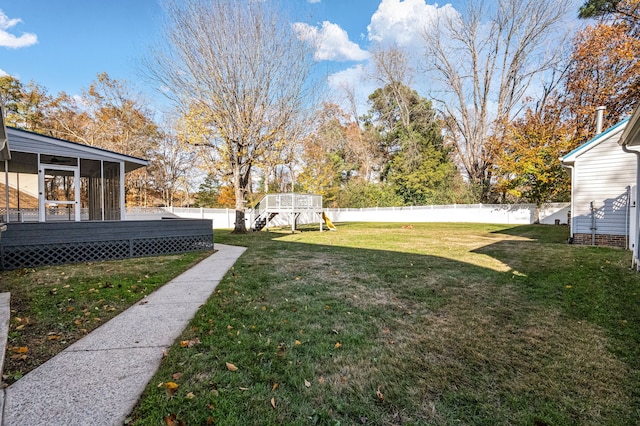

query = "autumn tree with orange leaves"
[495,98,573,205]
[563,20,640,140]
[495,0,640,205]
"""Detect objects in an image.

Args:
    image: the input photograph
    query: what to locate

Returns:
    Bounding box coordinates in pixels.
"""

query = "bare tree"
[149,129,200,208]
[421,0,570,201]
[370,46,415,128]
[145,0,315,232]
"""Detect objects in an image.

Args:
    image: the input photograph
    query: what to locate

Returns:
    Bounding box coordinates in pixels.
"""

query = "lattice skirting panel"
[0,235,214,270]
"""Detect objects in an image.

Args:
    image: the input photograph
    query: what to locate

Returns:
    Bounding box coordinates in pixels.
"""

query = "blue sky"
[0,0,467,104]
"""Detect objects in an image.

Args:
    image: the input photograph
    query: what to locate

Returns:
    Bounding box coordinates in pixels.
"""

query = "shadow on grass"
[131,224,639,426]
[488,223,570,244]
[475,225,640,419]
[477,225,640,355]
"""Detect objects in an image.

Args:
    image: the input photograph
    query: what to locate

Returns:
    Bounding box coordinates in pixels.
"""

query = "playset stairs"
[252,212,278,231]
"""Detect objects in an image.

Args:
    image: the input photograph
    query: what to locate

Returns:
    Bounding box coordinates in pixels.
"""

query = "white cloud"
[367,0,458,48]
[294,21,370,62]
[326,64,378,115]
[0,68,7,77]
[0,10,38,49]
[327,64,366,89]
[308,0,321,3]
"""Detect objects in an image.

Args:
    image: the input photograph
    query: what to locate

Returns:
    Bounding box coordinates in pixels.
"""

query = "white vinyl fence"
[125,203,570,229]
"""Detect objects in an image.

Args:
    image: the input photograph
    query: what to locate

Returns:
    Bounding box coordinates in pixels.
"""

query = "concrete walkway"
[1,244,246,426]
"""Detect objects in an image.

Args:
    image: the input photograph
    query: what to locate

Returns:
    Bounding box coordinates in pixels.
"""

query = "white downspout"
[561,163,575,241]
[590,201,597,246]
[625,185,631,250]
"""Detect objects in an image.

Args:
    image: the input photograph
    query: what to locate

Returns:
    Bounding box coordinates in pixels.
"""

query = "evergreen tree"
[194,173,220,208]
[365,83,457,205]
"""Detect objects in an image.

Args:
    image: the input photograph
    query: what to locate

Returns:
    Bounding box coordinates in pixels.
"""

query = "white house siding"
[570,124,635,247]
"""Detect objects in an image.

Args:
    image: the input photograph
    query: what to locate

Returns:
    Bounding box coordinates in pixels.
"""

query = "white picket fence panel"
[125,203,570,229]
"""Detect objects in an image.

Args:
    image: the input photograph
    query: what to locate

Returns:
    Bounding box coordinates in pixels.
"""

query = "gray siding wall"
[0,219,214,270]
[573,129,636,236]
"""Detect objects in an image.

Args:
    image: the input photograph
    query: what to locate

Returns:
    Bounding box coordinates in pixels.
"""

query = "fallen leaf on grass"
[295,340,301,345]
[10,346,28,354]
[376,386,384,401]
[164,382,179,397]
[226,362,238,372]
[15,324,25,331]
[180,338,201,348]
[304,379,311,388]
[239,387,249,391]
[185,392,195,399]
[270,397,276,409]
[318,376,325,384]
[164,413,185,426]
[272,383,278,391]
[172,372,183,380]
[334,342,342,349]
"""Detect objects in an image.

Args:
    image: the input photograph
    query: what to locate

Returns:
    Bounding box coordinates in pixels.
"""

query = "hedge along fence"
[126,203,570,229]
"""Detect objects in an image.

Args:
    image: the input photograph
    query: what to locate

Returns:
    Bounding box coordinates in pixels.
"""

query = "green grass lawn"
[129,222,640,425]
[1,250,213,384]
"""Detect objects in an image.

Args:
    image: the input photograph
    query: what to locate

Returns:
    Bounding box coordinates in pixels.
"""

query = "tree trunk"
[232,176,247,234]
[232,160,250,234]
[233,208,247,234]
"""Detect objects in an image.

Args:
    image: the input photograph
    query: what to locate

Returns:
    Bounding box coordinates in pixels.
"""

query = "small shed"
[560,118,634,248]
[0,115,213,270]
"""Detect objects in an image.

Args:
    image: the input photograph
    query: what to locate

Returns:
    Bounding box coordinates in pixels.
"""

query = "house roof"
[6,127,149,172]
[561,118,629,164]
[620,105,640,147]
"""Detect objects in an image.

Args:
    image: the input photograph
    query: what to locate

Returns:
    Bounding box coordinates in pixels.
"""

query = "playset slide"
[322,212,337,231]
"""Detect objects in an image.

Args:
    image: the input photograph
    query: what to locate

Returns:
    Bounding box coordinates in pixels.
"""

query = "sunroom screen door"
[39,165,80,222]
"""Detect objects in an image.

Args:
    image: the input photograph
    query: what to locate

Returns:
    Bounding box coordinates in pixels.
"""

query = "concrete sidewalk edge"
[0,292,9,426]
[1,244,246,426]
